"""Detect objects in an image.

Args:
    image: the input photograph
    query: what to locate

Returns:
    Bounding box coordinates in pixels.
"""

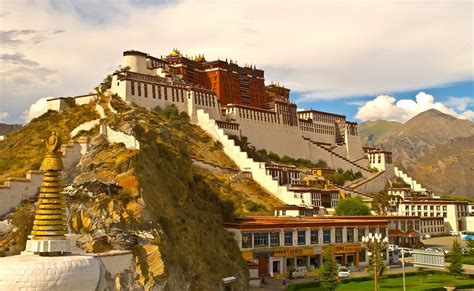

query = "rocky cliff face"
[1,95,284,290]
[405,136,474,198]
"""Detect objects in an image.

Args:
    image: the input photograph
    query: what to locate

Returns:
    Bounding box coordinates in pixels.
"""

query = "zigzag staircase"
[196,110,306,206]
[303,137,372,174]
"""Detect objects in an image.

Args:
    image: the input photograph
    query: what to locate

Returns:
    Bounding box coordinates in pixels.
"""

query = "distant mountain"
[406,136,474,198]
[359,109,474,197]
[361,109,474,163]
[0,123,22,136]
[359,120,402,145]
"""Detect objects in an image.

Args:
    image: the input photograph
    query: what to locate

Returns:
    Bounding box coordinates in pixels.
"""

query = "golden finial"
[31,132,67,240]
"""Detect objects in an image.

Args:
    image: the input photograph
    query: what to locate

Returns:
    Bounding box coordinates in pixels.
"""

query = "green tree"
[335,197,371,216]
[371,191,392,215]
[467,239,474,255]
[448,240,464,276]
[320,248,338,291]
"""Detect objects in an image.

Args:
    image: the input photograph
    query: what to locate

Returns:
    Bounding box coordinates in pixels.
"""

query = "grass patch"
[289,273,474,291]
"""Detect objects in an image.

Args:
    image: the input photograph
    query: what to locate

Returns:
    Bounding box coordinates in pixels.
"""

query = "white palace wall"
[0,171,43,217]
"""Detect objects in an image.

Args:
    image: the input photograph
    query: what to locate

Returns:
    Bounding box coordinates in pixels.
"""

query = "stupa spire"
[30,131,67,241]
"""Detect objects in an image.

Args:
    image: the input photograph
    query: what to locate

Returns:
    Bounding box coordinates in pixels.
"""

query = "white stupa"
[0,132,103,290]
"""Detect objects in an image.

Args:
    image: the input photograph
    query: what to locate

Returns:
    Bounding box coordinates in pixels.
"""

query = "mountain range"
[360,109,474,198]
[0,123,22,136]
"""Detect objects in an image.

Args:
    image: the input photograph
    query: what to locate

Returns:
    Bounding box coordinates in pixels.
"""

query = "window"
[131,81,135,95]
[415,221,420,230]
[360,249,366,262]
[298,230,306,245]
[310,230,319,244]
[401,222,406,231]
[137,82,141,96]
[347,228,354,242]
[144,83,148,98]
[358,228,365,242]
[369,227,376,235]
[270,232,280,247]
[379,228,386,237]
[157,86,162,99]
[323,229,331,244]
[152,85,156,99]
[284,231,293,246]
[335,228,343,243]
[164,87,168,100]
[253,233,268,248]
[242,233,252,249]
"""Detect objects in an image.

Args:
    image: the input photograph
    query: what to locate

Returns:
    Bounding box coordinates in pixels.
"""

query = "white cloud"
[0,112,9,121]
[21,97,50,122]
[355,92,473,122]
[0,0,472,122]
[444,96,473,111]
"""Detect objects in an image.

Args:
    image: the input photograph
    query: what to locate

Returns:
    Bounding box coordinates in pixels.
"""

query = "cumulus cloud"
[355,92,473,122]
[21,97,50,122]
[0,112,9,121]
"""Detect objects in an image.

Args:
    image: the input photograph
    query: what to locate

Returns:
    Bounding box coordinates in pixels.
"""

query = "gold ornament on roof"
[31,131,67,240]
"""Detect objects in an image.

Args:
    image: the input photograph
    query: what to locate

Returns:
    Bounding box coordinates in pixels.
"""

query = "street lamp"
[362,232,389,291]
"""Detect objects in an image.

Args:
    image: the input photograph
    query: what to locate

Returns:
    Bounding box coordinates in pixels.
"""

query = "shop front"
[272,246,318,276]
[325,243,362,267]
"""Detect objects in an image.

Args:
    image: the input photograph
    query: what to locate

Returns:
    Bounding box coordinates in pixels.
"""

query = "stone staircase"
[303,137,372,174]
[347,170,386,190]
[196,109,306,206]
[394,167,426,192]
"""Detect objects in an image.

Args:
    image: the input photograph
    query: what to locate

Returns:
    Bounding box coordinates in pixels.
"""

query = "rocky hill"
[405,136,474,198]
[360,109,474,197]
[0,123,22,136]
[359,119,402,145]
[0,95,283,290]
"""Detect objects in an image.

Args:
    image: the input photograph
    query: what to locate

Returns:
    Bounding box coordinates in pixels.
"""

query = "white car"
[399,247,413,256]
[291,266,307,279]
[449,231,458,236]
[388,244,399,251]
[338,266,350,278]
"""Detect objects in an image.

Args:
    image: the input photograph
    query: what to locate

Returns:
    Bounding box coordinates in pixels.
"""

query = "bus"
[460,231,474,241]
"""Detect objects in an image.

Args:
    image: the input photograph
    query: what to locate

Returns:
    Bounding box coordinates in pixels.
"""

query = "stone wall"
[0,171,43,217]
[0,140,92,217]
[100,124,140,150]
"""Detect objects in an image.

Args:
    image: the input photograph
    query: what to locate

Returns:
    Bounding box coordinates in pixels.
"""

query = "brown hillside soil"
[1,96,284,289]
[406,136,474,198]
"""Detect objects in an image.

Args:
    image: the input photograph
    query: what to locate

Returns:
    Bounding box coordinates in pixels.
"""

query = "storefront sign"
[242,250,253,261]
[273,247,314,257]
[333,244,362,254]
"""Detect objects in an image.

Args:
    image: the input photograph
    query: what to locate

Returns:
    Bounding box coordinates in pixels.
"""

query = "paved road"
[421,235,467,250]
[250,264,418,291]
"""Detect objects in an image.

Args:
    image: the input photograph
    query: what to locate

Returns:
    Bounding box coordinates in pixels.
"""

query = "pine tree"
[320,248,339,291]
[467,239,474,255]
[448,240,464,276]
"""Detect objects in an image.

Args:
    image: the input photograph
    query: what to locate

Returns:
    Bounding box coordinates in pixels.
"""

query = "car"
[291,266,307,279]
[425,247,447,254]
[421,234,431,239]
[338,266,350,278]
[399,247,413,256]
[449,231,459,236]
[388,244,399,251]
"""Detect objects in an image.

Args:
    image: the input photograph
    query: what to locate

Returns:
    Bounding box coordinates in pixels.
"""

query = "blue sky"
[0,0,472,124]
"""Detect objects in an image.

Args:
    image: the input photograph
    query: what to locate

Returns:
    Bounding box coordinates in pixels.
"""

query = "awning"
[389,229,404,237]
